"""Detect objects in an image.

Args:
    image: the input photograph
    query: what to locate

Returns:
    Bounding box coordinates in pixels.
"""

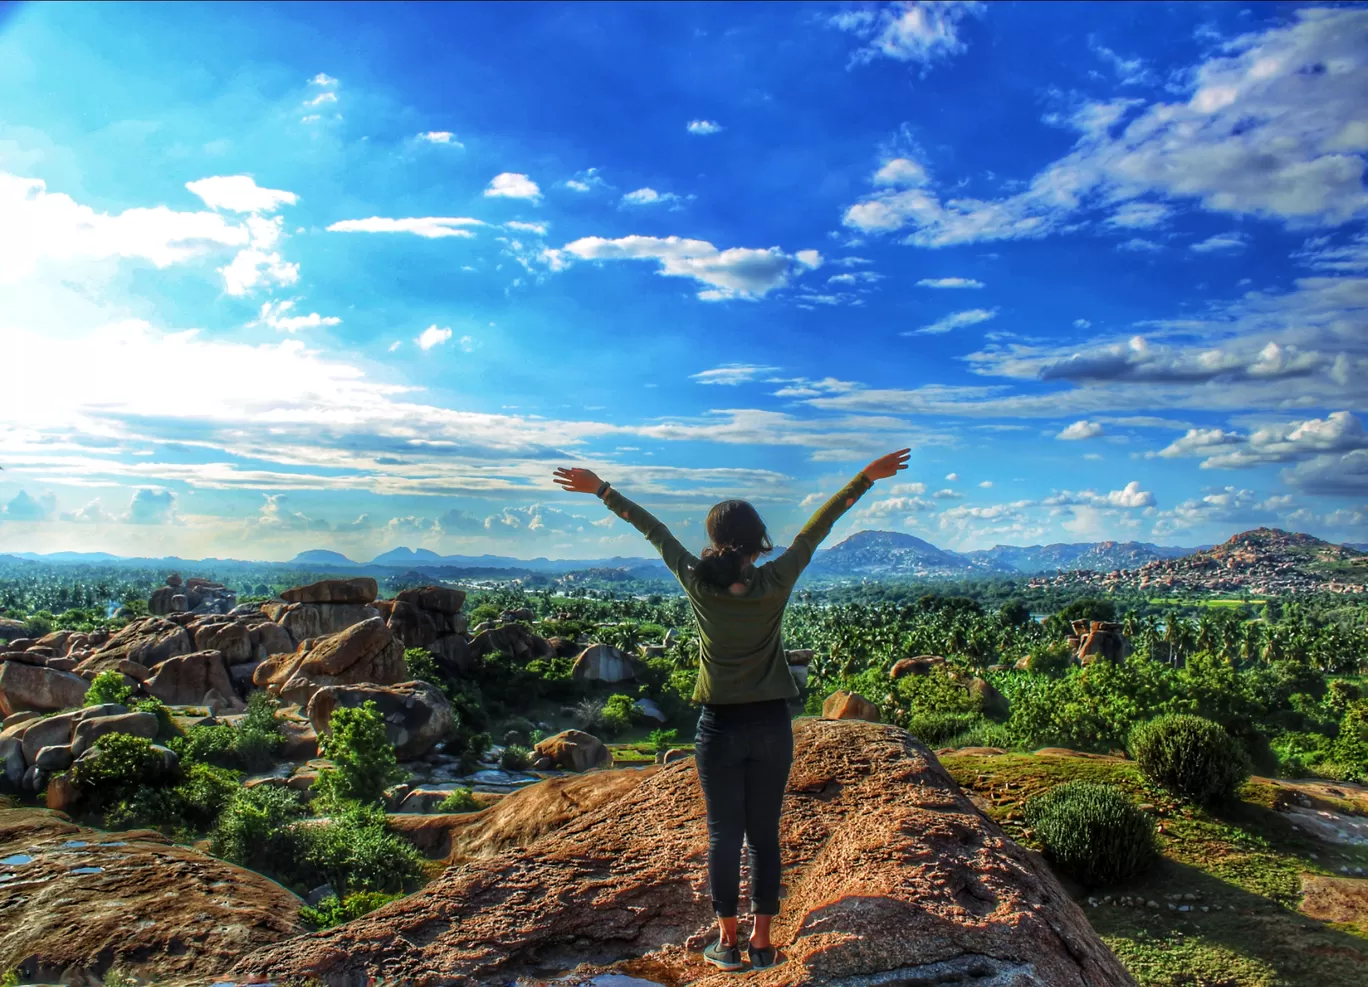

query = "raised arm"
[552,467,698,581]
[768,448,910,588]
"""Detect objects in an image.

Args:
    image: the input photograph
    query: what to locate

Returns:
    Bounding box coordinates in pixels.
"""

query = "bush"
[943,720,1016,750]
[501,744,532,771]
[904,711,983,747]
[85,669,134,707]
[303,800,426,895]
[172,693,282,773]
[648,728,679,754]
[1024,781,1157,886]
[436,788,480,812]
[131,697,177,741]
[313,701,406,807]
[300,890,405,930]
[1129,714,1250,805]
[600,693,638,736]
[403,648,445,691]
[210,785,310,881]
[69,733,167,808]
[103,761,240,832]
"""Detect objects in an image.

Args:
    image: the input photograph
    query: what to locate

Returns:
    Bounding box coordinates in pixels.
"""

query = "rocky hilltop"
[1030,528,1368,595]
[237,718,1133,987]
[808,530,1015,579]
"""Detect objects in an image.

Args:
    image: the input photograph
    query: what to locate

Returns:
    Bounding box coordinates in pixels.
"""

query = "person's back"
[554,448,910,971]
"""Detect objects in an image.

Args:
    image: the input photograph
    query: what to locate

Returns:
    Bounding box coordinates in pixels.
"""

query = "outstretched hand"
[553,466,605,495]
[861,448,911,481]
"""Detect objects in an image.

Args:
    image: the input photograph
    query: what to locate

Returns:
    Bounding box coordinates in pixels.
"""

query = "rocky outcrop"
[281,577,378,605]
[253,616,406,706]
[533,729,611,772]
[0,807,305,984]
[143,649,240,709]
[571,643,640,683]
[890,654,948,679]
[307,681,453,760]
[237,719,1135,987]
[1071,621,1132,665]
[148,573,237,616]
[77,616,193,676]
[0,619,28,644]
[386,586,471,674]
[267,602,382,644]
[0,660,89,716]
[468,622,555,663]
[822,689,881,722]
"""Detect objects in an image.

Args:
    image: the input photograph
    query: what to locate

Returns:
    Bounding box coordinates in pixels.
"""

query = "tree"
[313,701,406,807]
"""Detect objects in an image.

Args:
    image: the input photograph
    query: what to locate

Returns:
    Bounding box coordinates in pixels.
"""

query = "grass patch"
[608,741,694,764]
[942,750,1368,987]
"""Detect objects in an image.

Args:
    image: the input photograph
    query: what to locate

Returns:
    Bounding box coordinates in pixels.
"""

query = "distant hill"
[808,530,1013,578]
[290,549,360,566]
[962,540,1199,574]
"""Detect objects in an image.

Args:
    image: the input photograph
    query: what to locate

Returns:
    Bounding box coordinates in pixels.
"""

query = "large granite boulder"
[1073,620,1132,665]
[70,710,160,758]
[386,599,438,650]
[0,619,28,644]
[0,808,305,984]
[307,681,454,760]
[143,650,240,709]
[822,689,881,722]
[77,617,192,675]
[237,719,1136,987]
[468,623,554,663]
[0,660,88,716]
[148,573,236,616]
[280,577,378,605]
[253,617,406,706]
[534,729,611,772]
[267,602,383,644]
[395,585,466,615]
[571,643,640,683]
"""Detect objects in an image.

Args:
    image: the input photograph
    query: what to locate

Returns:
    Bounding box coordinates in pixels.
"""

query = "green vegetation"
[300,890,405,930]
[312,701,406,808]
[84,669,134,707]
[500,744,532,771]
[435,787,480,812]
[1024,780,1157,886]
[170,692,284,772]
[1130,714,1250,805]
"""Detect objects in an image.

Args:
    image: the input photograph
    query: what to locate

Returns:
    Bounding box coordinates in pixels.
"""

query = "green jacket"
[600,470,875,704]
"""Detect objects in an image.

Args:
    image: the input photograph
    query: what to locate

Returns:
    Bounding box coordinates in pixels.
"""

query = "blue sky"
[0,1,1365,561]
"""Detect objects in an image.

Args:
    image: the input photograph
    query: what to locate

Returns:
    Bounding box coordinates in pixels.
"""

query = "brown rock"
[0,807,305,983]
[468,623,554,663]
[571,643,640,683]
[143,650,239,709]
[34,631,72,655]
[0,661,89,716]
[395,585,467,615]
[387,600,438,649]
[279,717,319,760]
[822,690,881,722]
[307,681,454,760]
[148,585,177,616]
[1299,873,1368,932]
[429,633,474,675]
[192,619,254,663]
[45,773,80,811]
[254,617,406,707]
[534,729,611,772]
[274,602,382,643]
[80,617,192,674]
[546,636,581,658]
[280,576,378,605]
[0,619,27,643]
[70,711,160,758]
[236,719,1135,987]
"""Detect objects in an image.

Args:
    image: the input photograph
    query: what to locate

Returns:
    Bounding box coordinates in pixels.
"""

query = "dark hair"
[696,500,773,590]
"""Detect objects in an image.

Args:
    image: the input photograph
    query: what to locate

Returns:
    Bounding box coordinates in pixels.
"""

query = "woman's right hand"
[861,448,911,481]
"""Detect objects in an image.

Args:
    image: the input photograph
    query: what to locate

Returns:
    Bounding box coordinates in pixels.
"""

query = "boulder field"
[236,718,1135,987]
[0,807,306,985]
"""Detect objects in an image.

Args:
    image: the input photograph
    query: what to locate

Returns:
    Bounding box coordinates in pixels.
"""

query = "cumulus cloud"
[1042,480,1155,509]
[907,307,997,335]
[1153,427,1243,460]
[917,277,983,288]
[310,73,337,86]
[832,1,985,68]
[687,120,723,135]
[416,325,454,350]
[256,299,340,333]
[185,176,297,214]
[562,168,608,193]
[843,9,1368,244]
[1104,202,1171,229]
[621,187,685,207]
[1108,480,1155,508]
[874,158,929,186]
[2,490,56,521]
[326,216,484,239]
[126,488,176,525]
[559,235,822,300]
[484,173,542,201]
[1057,420,1104,440]
[417,131,462,146]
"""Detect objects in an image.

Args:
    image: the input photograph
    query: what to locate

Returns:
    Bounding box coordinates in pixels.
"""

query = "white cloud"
[305,92,338,107]
[691,364,782,386]
[1057,420,1105,440]
[1104,202,1171,229]
[945,472,959,481]
[505,221,548,235]
[185,176,297,214]
[843,9,1368,244]
[1091,41,1152,87]
[310,73,338,86]
[562,168,608,193]
[831,256,873,267]
[484,173,542,201]
[2,490,56,521]
[559,235,821,300]
[874,158,929,186]
[907,307,997,335]
[917,277,983,288]
[458,335,475,353]
[300,115,321,124]
[387,341,402,352]
[794,250,823,269]
[415,325,454,351]
[256,299,341,333]
[326,216,485,238]
[1117,238,1164,252]
[1152,427,1243,460]
[126,487,176,525]
[218,216,298,296]
[622,187,684,207]
[1107,480,1154,508]
[417,131,462,146]
[687,120,723,135]
[1295,233,1368,272]
[1073,318,1092,329]
[933,487,962,499]
[1190,231,1250,253]
[978,480,993,488]
[1158,411,1368,470]
[832,1,985,68]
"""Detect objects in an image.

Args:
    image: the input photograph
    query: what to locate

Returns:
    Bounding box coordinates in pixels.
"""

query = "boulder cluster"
[1070,620,1132,665]
[148,572,236,616]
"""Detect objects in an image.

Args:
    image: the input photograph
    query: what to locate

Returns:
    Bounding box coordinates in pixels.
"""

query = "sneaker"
[703,936,743,972]
[747,941,781,970]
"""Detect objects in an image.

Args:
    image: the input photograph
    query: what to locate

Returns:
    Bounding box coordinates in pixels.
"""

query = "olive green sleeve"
[767,471,874,588]
[601,486,698,583]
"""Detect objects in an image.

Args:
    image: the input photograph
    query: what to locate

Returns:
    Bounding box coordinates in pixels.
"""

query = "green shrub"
[600,693,638,735]
[313,701,406,807]
[904,711,983,747]
[85,669,134,707]
[500,744,532,771]
[648,728,679,754]
[436,787,480,812]
[403,648,444,690]
[304,800,426,895]
[103,761,240,832]
[171,694,281,773]
[131,697,177,740]
[69,733,167,808]
[1024,781,1157,886]
[211,785,311,882]
[300,890,405,930]
[942,720,1016,750]
[1129,714,1250,804]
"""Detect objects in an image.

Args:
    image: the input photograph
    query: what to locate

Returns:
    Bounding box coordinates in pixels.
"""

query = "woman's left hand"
[553,466,604,494]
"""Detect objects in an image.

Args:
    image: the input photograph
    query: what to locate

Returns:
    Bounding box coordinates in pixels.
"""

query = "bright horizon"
[1,2,1366,563]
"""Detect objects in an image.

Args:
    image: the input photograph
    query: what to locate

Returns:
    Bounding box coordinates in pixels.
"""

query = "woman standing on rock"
[554,447,910,971]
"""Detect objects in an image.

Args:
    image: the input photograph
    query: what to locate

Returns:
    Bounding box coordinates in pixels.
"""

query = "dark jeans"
[694,698,794,918]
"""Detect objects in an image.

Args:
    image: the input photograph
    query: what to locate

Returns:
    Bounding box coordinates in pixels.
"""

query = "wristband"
[596,480,610,498]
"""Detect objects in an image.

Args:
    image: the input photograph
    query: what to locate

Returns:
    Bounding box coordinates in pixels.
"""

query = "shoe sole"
[704,955,744,972]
